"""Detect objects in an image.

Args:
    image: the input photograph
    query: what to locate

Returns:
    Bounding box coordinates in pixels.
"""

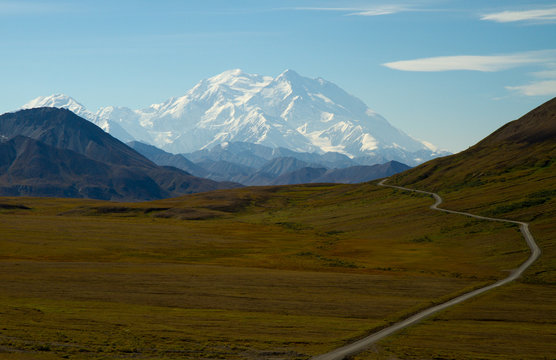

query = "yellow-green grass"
[0,263,477,359]
[353,283,556,360]
[0,183,533,359]
[354,185,556,359]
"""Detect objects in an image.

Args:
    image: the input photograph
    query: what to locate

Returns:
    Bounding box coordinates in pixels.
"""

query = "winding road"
[311,179,541,360]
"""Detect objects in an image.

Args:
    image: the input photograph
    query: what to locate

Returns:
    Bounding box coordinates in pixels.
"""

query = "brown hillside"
[392,97,556,192]
[478,96,556,145]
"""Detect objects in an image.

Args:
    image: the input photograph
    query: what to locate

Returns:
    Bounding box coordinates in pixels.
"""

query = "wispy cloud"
[510,63,556,96]
[481,7,556,23]
[383,50,556,72]
[506,80,556,96]
[290,7,359,12]
[384,50,556,97]
[532,68,556,79]
[289,4,412,17]
[349,6,410,16]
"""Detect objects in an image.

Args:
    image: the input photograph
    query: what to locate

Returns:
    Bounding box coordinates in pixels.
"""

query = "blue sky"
[1,0,555,152]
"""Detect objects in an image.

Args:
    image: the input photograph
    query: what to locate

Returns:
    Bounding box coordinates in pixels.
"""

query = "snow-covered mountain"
[22,69,448,164]
[23,94,94,120]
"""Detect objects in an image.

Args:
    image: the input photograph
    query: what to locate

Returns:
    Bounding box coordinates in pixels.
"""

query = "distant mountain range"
[0,108,238,200]
[23,69,449,166]
[128,140,411,186]
[0,108,411,201]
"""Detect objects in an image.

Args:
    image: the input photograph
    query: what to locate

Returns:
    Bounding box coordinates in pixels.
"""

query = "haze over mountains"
[23,69,448,166]
[128,140,410,185]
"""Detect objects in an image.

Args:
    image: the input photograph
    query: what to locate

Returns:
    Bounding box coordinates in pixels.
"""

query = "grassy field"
[351,187,556,359]
[352,187,556,359]
[0,182,532,359]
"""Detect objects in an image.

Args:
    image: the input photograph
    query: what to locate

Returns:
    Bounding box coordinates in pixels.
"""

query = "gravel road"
[310,179,541,360]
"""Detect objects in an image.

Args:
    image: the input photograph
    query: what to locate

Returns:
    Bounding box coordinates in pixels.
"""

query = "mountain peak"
[23,93,83,110]
[203,69,273,96]
[224,68,244,76]
[276,69,302,81]
[208,68,270,83]
[210,68,245,81]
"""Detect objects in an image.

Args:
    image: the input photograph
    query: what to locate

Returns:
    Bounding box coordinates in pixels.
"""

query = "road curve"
[310,179,541,360]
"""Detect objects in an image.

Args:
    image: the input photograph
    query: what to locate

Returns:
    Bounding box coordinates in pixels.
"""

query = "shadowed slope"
[0,107,151,168]
[0,108,239,200]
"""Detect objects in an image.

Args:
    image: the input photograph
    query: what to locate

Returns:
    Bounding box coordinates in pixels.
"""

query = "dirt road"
[311,179,541,360]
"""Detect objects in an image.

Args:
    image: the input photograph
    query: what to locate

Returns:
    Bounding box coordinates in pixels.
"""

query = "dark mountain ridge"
[0,107,148,168]
[476,97,556,146]
[0,135,166,199]
[0,108,239,200]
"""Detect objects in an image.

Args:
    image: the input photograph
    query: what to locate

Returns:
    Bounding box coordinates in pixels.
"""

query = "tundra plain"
[1,178,552,359]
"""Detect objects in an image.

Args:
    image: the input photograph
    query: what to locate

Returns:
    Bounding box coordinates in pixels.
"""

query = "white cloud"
[506,80,556,96]
[481,8,556,23]
[383,50,556,72]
